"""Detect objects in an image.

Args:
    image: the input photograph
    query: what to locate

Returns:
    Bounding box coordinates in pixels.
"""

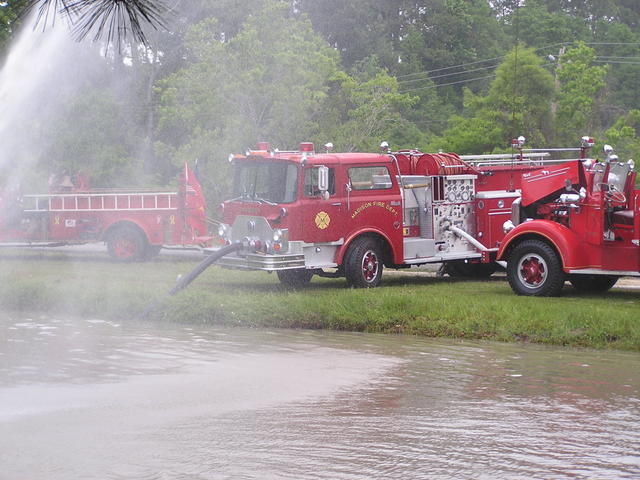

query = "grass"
[1,248,639,351]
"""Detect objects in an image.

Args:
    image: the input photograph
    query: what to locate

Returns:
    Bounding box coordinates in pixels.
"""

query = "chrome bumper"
[211,250,306,271]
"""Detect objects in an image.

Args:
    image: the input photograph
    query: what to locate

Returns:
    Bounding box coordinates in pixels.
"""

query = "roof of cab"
[242,151,393,166]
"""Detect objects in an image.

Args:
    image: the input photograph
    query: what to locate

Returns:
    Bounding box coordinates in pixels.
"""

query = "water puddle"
[1,313,638,479]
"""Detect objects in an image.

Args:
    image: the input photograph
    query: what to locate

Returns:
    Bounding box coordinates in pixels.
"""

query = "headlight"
[271,229,284,252]
[217,224,231,245]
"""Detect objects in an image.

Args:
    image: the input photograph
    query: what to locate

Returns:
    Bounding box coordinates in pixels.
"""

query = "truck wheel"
[277,269,314,288]
[145,245,163,260]
[107,225,147,262]
[569,274,618,293]
[345,238,383,288]
[445,260,497,278]
[507,239,564,296]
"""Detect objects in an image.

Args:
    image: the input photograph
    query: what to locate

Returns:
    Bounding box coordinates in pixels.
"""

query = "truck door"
[301,165,344,243]
[344,164,403,248]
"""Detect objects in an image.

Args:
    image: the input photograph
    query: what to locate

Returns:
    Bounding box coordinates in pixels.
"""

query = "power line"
[398,63,503,85]
[397,54,639,93]
[597,56,640,60]
[398,55,640,94]
[394,42,639,83]
[399,62,557,94]
[585,42,640,46]
[395,56,506,80]
[394,43,570,82]
[400,74,497,93]
[594,60,640,65]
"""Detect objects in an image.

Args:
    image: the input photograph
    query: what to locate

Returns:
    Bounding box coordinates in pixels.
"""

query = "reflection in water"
[0,313,638,479]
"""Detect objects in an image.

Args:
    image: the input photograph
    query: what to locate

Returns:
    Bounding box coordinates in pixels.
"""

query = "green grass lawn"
[1,248,639,350]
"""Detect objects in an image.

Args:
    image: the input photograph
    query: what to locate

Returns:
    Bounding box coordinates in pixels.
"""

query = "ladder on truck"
[460,146,590,168]
[21,191,180,213]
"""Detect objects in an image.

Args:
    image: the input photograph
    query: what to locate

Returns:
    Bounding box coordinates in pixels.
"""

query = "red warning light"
[299,142,315,152]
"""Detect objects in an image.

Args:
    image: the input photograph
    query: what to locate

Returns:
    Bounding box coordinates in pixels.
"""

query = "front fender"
[497,220,588,271]
[336,227,400,265]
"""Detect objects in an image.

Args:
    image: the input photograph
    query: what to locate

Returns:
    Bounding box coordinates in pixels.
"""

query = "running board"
[568,269,640,277]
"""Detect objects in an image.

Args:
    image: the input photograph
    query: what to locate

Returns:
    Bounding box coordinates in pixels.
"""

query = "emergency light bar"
[299,142,315,153]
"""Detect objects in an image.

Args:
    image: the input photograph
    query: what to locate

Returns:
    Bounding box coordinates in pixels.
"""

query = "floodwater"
[0,314,638,480]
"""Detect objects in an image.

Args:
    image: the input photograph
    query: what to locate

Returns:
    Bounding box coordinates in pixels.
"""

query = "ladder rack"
[22,192,179,213]
[459,152,589,168]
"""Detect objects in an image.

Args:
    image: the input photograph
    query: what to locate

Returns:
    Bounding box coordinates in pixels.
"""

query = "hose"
[139,242,242,318]
[169,242,242,295]
[447,224,490,252]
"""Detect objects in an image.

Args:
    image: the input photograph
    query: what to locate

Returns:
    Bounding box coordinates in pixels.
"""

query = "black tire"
[444,260,497,278]
[345,237,384,288]
[506,239,564,296]
[276,269,314,288]
[145,244,163,260]
[570,274,618,293]
[106,225,147,262]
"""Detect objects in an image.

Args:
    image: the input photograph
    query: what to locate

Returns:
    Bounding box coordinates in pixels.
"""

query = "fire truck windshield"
[231,161,298,204]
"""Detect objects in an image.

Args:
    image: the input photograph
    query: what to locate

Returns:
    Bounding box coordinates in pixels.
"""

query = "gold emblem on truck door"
[315,211,330,230]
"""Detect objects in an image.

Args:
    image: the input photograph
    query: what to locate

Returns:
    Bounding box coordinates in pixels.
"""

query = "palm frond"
[29,0,168,47]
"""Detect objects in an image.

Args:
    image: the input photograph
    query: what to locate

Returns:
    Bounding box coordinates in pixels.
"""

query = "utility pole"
[550,46,565,142]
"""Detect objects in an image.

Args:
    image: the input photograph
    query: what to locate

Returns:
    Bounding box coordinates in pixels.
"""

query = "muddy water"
[0,314,638,479]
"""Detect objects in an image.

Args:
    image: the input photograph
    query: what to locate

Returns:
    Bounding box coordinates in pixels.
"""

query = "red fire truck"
[0,164,211,261]
[497,144,639,296]
[214,138,637,294]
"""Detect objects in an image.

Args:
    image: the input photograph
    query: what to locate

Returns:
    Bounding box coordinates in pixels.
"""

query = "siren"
[511,136,526,148]
[299,142,315,153]
[581,136,595,148]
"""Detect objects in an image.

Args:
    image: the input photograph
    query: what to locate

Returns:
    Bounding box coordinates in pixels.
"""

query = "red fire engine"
[214,138,638,294]
[498,143,639,296]
[0,164,211,261]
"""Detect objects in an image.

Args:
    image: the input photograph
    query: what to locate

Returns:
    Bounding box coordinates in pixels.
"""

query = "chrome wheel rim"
[517,253,547,288]
[361,250,379,283]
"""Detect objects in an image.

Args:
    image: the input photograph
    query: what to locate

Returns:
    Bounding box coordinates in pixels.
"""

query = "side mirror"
[318,165,329,193]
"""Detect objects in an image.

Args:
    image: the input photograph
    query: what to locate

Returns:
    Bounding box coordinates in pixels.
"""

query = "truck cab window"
[232,162,298,204]
[348,166,392,190]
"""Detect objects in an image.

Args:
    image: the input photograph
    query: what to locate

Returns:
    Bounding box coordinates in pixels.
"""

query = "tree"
[420,0,507,76]
[430,46,555,153]
[556,42,608,143]
[504,0,590,49]
[156,2,343,202]
[0,0,27,55]
[591,20,640,117]
[604,109,640,167]
[295,0,398,71]
[28,0,167,46]
[42,88,141,187]
[318,64,420,152]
